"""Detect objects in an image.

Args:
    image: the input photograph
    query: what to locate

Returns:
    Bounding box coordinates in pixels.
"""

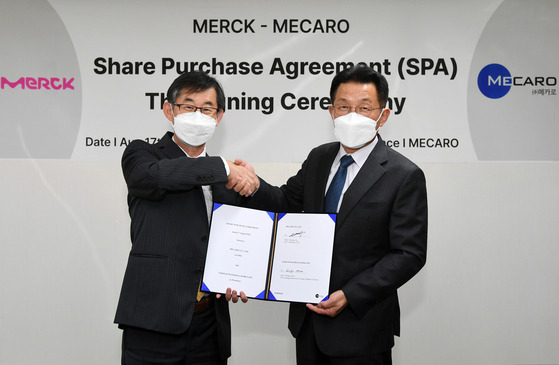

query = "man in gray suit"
[114,71,256,365]
[240,65,428,364]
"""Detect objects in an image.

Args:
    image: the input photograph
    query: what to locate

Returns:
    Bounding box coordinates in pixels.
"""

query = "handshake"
[226,159,259,197]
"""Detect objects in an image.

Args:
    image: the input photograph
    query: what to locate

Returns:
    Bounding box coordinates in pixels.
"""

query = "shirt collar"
[173,139,207,158]
[334,137,379,168]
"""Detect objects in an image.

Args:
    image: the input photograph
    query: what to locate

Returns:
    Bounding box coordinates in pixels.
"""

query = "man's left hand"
[306,290,348,317]
[216,287,248,303]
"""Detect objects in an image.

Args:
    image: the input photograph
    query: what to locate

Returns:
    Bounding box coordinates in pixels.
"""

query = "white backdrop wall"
[1,0,559,364]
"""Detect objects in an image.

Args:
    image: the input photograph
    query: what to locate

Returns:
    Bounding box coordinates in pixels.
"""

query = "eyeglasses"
[333,104,383,117]
[173,103,219,116]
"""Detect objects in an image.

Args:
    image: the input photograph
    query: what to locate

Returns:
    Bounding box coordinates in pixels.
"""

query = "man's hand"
[233,159,255,174]
[216,288,248,303]
[226,159,259,197]
[306,290,348,317]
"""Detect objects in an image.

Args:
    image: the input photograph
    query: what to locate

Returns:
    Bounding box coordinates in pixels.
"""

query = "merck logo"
[1,76,75,90]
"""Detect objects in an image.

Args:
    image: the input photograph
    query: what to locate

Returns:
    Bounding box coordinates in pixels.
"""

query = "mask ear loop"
[374,108,386,133]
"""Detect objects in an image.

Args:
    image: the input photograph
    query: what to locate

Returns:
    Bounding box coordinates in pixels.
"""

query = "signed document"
[202,203,336,304]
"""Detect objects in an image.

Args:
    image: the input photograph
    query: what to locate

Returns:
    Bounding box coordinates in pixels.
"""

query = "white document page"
[269,213,336,304]
[202,204,274,298]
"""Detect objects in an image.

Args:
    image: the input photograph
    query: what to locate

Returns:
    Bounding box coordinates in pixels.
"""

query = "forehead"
[334,82,379,104]
[176,87,218,105]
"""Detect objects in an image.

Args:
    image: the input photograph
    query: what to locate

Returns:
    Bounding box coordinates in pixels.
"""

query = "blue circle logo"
[477,63,512,99]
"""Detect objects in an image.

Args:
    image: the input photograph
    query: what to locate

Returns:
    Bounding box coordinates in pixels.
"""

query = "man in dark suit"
[242,65,428,364]
[114,71,256,365]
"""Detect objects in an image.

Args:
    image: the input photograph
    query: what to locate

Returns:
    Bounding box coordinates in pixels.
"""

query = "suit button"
[194,268,202,274]
[201,235,208,242]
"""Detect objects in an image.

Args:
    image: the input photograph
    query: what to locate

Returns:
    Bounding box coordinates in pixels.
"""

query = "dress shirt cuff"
[220,156,230,176]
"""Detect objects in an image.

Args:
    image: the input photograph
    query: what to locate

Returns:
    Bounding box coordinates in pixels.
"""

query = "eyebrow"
[179,97,216,106]
[336,97,376,104]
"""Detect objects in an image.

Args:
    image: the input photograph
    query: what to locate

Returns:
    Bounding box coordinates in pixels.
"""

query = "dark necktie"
[324,155,354,213]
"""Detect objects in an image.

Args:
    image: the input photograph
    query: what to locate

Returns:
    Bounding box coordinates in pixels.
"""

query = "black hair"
[165,70,226,112]
[329,64,389,107]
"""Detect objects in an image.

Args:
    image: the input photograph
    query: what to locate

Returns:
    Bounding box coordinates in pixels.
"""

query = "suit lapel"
[159,132,186,159]
[314,143,340,212]
[336,137,389,229]
[159,132,211,207]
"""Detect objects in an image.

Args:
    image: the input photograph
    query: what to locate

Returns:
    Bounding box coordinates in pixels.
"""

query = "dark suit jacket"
[249,136,428,356]
[114,132,244,359]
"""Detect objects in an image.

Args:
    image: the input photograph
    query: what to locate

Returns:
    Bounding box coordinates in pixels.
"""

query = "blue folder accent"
[267,211,275,220]
[256,290,267,299]
[328,214,337,223]
[268,291,277,301]
[277,213,286,221]
[213,203,223,211]
[201,282,210,292]
[321,295,329,302]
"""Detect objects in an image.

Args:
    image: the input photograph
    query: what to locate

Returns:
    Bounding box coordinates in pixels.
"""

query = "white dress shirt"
[324,138,379,212]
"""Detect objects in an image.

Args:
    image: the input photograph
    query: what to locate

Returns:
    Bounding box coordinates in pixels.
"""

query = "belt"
[194,295,212,311]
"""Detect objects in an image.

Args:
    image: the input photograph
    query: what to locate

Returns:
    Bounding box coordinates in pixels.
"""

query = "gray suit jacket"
[114,132,244,359]
[249,136,428,356]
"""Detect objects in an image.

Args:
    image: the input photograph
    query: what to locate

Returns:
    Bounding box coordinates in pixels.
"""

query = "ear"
[163,102,174,124]
[328,105,335,120]
[215,109,224,126]
[377,108,391,129]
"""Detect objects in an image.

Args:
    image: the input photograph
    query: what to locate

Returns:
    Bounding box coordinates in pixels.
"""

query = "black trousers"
[121,300,226,365]
[296,312,392,365]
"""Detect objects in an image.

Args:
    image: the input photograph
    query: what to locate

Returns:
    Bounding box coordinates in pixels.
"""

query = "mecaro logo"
[1,76,75,90]
[477,63,557,99]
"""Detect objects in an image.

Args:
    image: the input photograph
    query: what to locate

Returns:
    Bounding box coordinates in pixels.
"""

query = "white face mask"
[172,111,217,147]
[333,110,384,149]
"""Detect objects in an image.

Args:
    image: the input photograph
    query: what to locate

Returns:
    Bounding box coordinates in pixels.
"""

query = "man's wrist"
[221,157,230,176]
